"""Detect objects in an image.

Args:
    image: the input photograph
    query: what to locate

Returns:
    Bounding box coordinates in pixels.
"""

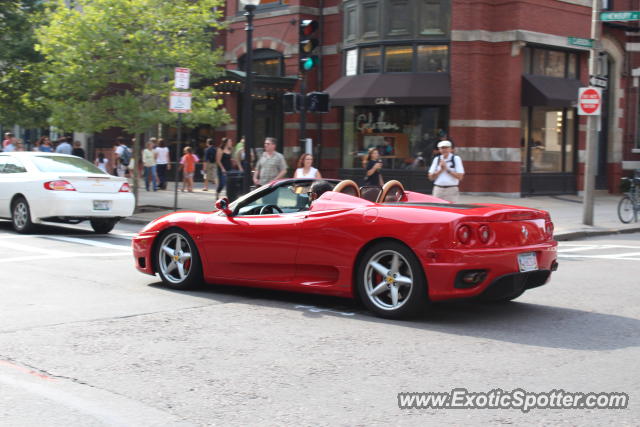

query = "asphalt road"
[0,220,638,426]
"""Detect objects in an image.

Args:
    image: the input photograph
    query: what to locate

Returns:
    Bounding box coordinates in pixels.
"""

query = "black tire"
[90,218,118,234]
[11,196,36,234]
[356,241,428,319]
[154,228,203,290]
[617,196,637,224]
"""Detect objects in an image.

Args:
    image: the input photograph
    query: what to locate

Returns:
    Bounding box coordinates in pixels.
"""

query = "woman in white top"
[95,152,109,173]
[154,138,170,190]
[294,153,322,179]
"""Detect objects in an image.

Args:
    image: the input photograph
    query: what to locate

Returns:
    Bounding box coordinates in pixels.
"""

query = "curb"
[554,226,640,241]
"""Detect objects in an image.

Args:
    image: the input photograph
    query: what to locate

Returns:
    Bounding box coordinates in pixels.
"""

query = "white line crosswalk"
[558,243,640,261]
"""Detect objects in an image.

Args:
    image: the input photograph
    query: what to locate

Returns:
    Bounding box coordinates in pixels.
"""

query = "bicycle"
[617,172,640,223]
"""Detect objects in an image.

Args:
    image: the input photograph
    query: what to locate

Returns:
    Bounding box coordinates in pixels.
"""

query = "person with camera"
[364,147,384,187]
[428,140,465,203]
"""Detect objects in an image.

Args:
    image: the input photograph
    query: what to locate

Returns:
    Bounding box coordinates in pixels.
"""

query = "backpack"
[434,154,457,169]
[119,145,132,167]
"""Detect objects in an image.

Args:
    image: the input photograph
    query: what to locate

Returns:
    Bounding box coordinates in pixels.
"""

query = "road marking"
[42,235,130,251]
[295,304,356,316]
[0,232,134,240]
[0,252,130,263]
[557,253,640,261]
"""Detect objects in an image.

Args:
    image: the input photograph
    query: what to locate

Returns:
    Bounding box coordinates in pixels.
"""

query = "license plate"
[93,200,111,211]
[518,252,538,272]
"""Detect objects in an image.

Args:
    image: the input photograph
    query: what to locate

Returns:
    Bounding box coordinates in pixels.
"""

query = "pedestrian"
[202,137,218,192]
[180,146,199,192]
[216,137,235,197]
[253,137,287,186]
[95,151,109,173]
[14,139,25,151]
[3,136,16,152]
[294,153,322,178]
[2,132,13,149]
[114,136,132,177]
[55,137,72,154]
[428,140,465,203]
[363,147,384,187]
[71,140,85,158]
[142,140,158,191]
[154,138,170,189]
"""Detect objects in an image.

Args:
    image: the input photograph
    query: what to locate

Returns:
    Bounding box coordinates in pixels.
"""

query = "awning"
[209,70,298,95]
[521,75,583,108]
[325,73,450,106]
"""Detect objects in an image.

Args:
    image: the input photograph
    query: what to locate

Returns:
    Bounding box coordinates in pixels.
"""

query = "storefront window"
[525,47,580,79]
[521,106,575,173]
[341,105,448,170]
[361,47,382,73]
[384,45,412,72]
[417,45,448,72]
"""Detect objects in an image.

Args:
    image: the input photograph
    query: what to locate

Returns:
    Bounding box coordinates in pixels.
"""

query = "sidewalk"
[125,183,640,241]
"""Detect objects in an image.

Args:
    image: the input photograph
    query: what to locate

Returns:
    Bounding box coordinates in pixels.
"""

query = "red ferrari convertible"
[132,179,558,319]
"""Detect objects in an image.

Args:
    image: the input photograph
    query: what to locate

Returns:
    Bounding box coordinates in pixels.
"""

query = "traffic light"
[306,92,330,113]
[283,92,302,113]
[299,19,319,72]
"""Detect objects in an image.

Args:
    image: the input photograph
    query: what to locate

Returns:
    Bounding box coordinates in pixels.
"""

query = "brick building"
[211,0,640,196]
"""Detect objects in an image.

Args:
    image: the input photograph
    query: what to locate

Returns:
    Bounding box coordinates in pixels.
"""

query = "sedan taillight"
[44,180,76,191]
[119,183,131,192]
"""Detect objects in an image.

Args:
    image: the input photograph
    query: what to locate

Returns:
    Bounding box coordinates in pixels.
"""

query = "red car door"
[200,212,305,283]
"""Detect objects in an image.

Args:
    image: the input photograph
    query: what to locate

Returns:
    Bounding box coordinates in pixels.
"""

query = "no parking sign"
[577,87,602,116]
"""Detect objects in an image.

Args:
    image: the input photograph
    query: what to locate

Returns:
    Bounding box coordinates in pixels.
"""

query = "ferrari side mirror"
[215,197,232,216]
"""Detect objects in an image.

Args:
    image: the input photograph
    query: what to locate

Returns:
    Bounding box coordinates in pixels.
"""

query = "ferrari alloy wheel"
[155,229,203,289]
[357,242,427,319]
[12,197,35,234]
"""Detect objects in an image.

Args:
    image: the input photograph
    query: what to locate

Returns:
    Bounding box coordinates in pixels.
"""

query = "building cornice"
[451,29,591,51]
[226,5,339,24]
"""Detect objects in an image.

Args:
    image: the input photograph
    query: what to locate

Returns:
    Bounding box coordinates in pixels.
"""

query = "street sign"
[568,37,593,48]
[577,87,602,116]
[169,91,192,113]
[600,11,640,21]
[174,67,190,89]
[589,75,608,89]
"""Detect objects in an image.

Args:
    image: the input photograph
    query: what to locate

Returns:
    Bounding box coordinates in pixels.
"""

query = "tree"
[0,0,50,128]
[34,0,231,199]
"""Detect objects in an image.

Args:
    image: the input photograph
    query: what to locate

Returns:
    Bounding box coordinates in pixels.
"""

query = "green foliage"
[0,0,50,127]
[34,0,230,134]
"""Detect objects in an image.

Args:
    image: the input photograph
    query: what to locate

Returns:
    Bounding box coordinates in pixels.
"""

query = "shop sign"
[375,97,395,105]
[345,49,358,76]
[577,87,601,116]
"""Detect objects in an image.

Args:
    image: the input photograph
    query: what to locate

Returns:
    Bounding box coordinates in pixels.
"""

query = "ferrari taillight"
[478,225,491,243]
[119,183,131,192]
[457,225,472,244]
[44,180,76,191]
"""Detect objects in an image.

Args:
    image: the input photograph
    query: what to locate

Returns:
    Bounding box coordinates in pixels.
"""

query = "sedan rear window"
[32,156,106,174]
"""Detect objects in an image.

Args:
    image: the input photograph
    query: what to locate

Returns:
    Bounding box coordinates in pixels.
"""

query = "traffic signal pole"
[299,72,307,153]
[582,0,601,225]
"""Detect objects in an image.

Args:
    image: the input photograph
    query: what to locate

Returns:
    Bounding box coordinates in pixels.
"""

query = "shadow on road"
[147,280,640,352]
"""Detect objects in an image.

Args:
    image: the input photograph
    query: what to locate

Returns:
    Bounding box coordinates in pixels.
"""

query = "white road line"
[42,236,130,251]
[0,232,134,241]
[557,246,601,253]
[557,253,640,261]
[0,252,130,263]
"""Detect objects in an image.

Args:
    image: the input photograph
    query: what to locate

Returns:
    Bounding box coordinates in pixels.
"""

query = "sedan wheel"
[155,229,202,289]
[12,197,35,234]
[357,242,427,319]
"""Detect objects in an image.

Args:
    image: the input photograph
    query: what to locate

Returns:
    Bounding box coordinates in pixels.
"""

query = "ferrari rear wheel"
[155,229,203,289]
[357,242,428,319]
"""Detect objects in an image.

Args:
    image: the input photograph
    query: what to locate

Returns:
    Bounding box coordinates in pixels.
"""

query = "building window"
[351,44,448,74]
[523,47,580,79]
[417,45,448,72]
[521,107,575,173]
[342,105,448,170]
[238,49,283,77]
[387,0,411,37]
[361,46,382,73]
[418,0,448,35]
[384,45,413,72]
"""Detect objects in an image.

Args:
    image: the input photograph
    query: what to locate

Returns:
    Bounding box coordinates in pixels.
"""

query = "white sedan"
[0,152,135,233]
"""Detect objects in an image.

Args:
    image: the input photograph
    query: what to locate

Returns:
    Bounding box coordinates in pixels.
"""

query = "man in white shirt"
[428,140,465,203]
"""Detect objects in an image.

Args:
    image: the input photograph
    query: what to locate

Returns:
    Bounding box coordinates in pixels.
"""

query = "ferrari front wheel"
[155,229,203,289]
[356,242,428,319]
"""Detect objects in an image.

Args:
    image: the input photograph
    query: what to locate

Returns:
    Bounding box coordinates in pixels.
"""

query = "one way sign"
[589,75,608,89]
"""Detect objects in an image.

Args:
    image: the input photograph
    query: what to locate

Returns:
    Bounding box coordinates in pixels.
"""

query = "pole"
[582,0,601,225]
[173,113,182,211]
[242,4,256,194]
[299,75,307,154]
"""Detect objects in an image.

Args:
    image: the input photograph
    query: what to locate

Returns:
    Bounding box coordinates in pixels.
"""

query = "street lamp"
[241,0,260,195]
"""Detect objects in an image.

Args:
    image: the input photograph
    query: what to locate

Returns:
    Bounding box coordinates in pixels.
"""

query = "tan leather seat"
[377,180,405,203]
[333,179,361,198]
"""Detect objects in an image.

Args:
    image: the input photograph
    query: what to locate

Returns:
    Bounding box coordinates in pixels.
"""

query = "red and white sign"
[169,92,192,113]
[174,67,190,89]
[577,87,602,116]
